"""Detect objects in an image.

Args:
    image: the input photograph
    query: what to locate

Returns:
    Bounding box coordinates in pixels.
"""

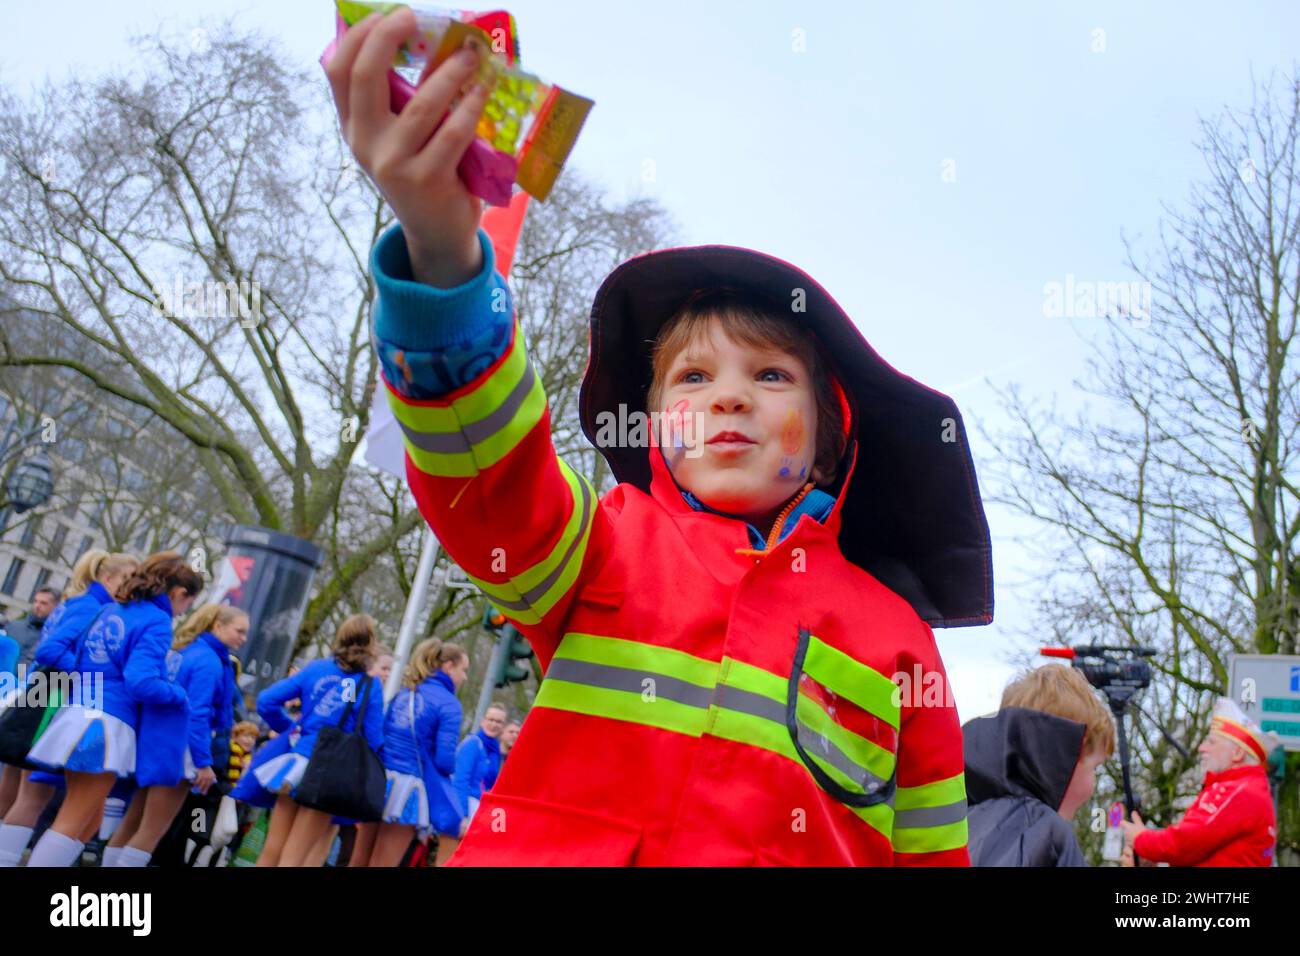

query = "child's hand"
[325,8,491,288]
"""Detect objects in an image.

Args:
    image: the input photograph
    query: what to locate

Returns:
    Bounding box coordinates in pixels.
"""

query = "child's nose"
[710,377,753,414]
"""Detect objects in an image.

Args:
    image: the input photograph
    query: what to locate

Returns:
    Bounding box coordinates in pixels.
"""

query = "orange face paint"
[780,410,804,455]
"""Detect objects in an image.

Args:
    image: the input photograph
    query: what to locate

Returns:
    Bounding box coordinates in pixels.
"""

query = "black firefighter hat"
[579,244,994,629]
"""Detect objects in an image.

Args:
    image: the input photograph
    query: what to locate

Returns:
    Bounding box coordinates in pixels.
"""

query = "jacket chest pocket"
[787,627,900,808]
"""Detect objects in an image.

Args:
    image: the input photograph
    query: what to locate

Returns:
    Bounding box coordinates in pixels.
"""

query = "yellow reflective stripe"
[452,324,531,421]
[708,705,894,839]
[802,635,900,730]
[533,677,708,738]
[472,372,545,469]
[553,633,719,689]
[466,462,595,625]
[387,320,546,477]
[896,771,966,811]
[534,634,905,844]
[385,387,476,477]
[717,656,785,703]
[794,693,896,782]
[892,817,968,854]
[892,772,968,854]
[722,653,895,787]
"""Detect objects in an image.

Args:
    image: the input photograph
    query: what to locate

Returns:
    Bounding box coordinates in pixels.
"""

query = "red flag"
[481,190,530,279]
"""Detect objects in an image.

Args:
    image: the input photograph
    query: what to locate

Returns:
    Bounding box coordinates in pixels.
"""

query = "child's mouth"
[706,431,757,454]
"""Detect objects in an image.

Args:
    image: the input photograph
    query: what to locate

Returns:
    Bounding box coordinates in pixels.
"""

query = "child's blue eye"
[680,371,705,384]
[758,369,789,382]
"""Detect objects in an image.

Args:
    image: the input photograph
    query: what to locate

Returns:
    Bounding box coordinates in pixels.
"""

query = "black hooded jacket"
[963,707,1089,867]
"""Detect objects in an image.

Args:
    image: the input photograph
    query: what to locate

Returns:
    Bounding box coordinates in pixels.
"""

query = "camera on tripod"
[1037,643,1187,848]
[1042,644,1155,705]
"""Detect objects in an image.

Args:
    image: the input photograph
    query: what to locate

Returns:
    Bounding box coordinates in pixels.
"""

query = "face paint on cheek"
[777,410,809,480]
[664,399,690,466]
[779,410,804,455]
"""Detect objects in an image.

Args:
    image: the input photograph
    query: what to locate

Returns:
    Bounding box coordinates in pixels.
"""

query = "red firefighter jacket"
[384,316,970,866]
[1133,764,1276,867]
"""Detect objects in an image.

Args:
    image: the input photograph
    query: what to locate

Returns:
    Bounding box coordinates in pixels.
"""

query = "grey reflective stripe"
[893,800,967,830]
[397,416,471,455]
[794,720,892,796]
[545,658,714,709]
[463,361,537,444]
[517,473,593,607]
[712,683,785,723]
[545,656,893,799]
[473,472,593,614]
[396,360,538,455]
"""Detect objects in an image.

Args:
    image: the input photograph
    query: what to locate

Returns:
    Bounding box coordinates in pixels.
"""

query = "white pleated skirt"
[251,752,310,796]
[382,770,430,831]
[27,706,137,777]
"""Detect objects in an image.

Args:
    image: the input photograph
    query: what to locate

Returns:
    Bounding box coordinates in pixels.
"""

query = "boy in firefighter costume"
[1120,698,1278,867]
[329,9,993,865]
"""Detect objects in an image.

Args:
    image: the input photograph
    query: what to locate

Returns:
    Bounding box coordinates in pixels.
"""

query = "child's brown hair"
[231,720,260,742]
[1001,664,1116,758]
[646,290,847,486]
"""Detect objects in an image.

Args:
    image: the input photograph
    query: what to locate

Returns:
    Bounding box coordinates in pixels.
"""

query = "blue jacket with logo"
[72,593,186,728]
[256,659,384,759]
[33,582,116,673]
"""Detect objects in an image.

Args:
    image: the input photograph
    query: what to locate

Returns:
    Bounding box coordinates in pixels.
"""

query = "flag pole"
[387,525,441,700]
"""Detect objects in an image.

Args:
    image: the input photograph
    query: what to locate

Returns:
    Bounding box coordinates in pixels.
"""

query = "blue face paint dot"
[798,464,806,479]
[779,466,790,478]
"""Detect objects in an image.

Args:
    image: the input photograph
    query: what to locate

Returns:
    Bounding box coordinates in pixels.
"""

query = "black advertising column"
[206,525,324,698]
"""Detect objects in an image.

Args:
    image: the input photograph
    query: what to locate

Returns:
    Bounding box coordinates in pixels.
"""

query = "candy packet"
[325,1,593,205]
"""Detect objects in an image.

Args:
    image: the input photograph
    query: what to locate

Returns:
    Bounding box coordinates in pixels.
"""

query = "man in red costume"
[1121,697,1277,867]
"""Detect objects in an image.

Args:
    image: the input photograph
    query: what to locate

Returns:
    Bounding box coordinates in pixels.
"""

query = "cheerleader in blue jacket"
[22,552,202,867]
[254,614,384,867]
[452,703,506,832]
[352,637,466,867]
[103,603,248,867]
[0,549,138,867]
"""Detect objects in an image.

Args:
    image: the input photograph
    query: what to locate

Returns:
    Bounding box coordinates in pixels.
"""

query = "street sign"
[1229,654,1300,752]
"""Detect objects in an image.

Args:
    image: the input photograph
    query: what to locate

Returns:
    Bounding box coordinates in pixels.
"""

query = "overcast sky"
[4,1,1297,721]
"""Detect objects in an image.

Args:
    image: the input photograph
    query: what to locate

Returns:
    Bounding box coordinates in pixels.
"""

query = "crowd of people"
[0,544,1281,868]
[0,543,1280,868]
[0,547,521,868]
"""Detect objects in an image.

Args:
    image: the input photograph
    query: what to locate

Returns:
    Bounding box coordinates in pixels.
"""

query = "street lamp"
[0,428,56,534]
[6,447,55,513]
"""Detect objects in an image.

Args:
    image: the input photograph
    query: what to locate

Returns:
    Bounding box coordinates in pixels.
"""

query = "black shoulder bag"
[294,673,386,822]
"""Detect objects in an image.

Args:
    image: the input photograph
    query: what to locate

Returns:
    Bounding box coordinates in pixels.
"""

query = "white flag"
[363,376,407,479]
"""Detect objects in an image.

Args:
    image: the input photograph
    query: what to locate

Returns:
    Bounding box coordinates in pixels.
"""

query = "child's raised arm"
[335,7,608,665]
[371,235,608,666]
